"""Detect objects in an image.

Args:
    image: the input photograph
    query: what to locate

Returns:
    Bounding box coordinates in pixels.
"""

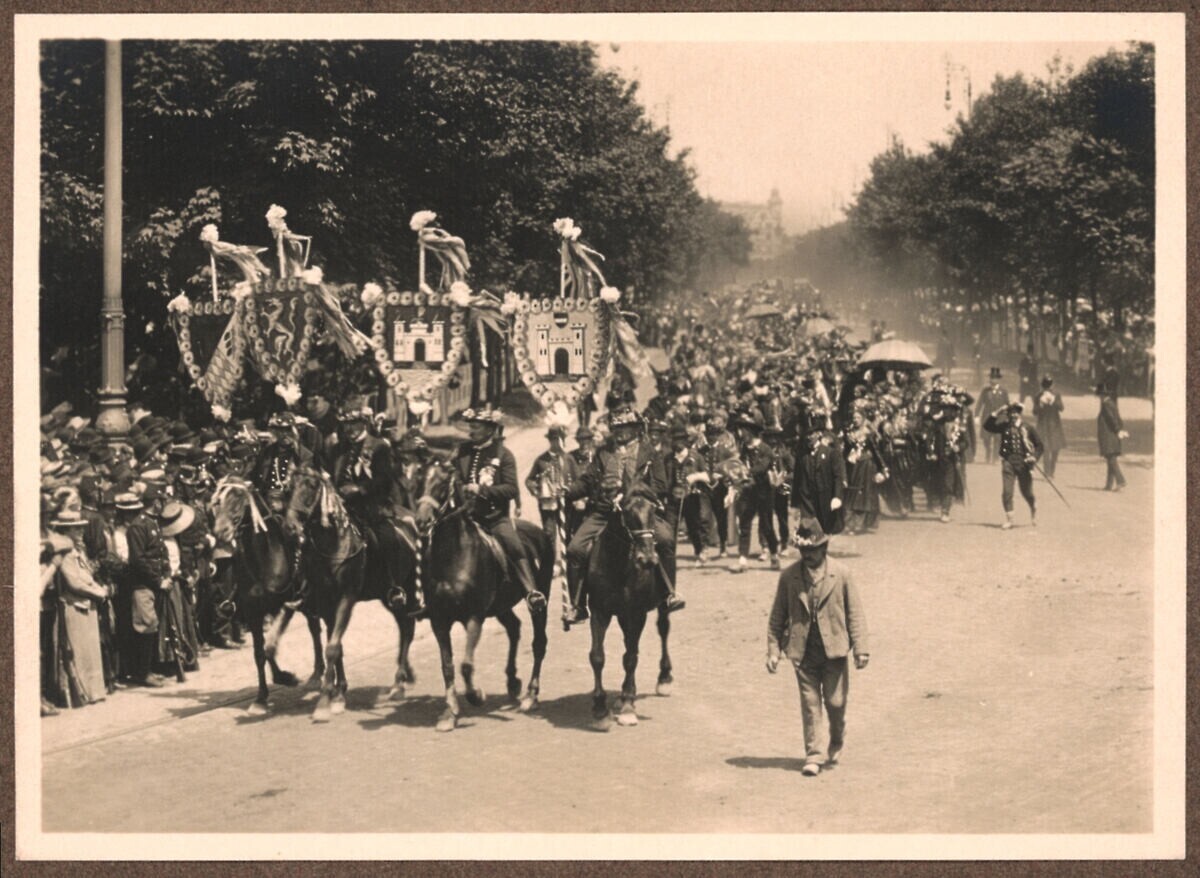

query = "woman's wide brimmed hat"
[159,501,196,538]
[50,507,88,529]
[114,491,145,511]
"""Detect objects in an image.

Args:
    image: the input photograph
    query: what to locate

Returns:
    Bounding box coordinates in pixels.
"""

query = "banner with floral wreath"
[368,288,468,402]
[510,294,613,410]
[170,296,246,409]
[239,278,320,390]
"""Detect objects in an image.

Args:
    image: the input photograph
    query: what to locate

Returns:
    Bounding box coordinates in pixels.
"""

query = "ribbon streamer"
[419,227,472,290]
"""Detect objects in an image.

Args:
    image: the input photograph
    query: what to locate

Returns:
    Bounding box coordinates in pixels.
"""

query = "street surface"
[40,403,1153,834]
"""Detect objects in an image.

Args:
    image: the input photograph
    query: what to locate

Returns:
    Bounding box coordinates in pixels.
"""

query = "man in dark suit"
[975,367,1010,464]
[983,402,1044,529]
[525,424,581,554]
[767,517,869,776]
[1096,384,1129,491]
[118,492,168,687]
[452,407,546,612]
[792,429,846,537]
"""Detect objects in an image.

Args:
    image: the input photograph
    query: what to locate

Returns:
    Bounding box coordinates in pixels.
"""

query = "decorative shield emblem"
[511,296,612,408]
[240,278,321,387]
[171,297,246,405]
[369,289,468,400]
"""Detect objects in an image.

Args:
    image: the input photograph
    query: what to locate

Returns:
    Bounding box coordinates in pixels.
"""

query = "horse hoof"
[655,681,673,697]
[518,695,539,713]
[305,675,323,690]
[465,687,485,708]
[591,713,613,732]
[330,699,346,716]
[247,701,269,715]
[274,671,300,688]
[616,710,639,727]
[312,706,331,723]
[507,678,523,700]
[436,713,458,733]
[386,686,406,702]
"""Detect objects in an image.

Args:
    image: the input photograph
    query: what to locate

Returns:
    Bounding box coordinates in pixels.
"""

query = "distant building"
[535,322,587,375]
[394,314,445,364]
[721,188,787,261]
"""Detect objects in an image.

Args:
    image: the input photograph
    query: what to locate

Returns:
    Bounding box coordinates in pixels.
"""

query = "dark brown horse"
[285,466,419,722]
[584,494,674,730]
[209,476,324,714]
[413,460,551,732]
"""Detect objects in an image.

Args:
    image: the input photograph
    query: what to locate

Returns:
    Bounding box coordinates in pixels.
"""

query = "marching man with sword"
[982,402,1045,530]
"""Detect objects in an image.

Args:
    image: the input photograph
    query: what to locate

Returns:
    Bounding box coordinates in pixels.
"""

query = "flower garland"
[368,287,469,403]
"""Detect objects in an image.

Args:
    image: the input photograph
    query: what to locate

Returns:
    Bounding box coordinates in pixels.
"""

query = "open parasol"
[804,317,836,336]
[745,302,783,319]
[857,339,933,370]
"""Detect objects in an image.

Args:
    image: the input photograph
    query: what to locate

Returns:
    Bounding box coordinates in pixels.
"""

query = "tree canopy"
[40,39,751,412]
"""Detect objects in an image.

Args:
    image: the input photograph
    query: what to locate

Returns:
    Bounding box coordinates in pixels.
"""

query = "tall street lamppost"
[95,40,130,440]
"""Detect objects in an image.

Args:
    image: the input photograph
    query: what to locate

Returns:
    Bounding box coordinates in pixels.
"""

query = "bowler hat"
[575,426,594,441]
[1040,375,1054,388]
[793,516,829,547]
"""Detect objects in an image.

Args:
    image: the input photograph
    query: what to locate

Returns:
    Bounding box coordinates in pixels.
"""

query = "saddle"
[474,522,510,573]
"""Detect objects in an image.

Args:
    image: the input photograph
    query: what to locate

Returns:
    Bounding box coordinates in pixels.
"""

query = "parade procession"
[25,27,1170,845]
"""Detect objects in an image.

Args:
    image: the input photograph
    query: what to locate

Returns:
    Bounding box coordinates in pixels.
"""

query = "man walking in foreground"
[767,517,869,777]
[983,402,1044,530]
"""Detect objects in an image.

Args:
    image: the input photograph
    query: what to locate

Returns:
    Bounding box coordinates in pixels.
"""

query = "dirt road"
[41,428,1152,834]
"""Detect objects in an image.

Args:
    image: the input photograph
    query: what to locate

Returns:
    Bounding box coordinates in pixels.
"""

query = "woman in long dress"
[48,508,111,707]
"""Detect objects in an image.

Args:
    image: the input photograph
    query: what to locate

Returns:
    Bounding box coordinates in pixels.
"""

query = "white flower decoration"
[361,282,384,307]
[599,286,621,303]
[145,321,155,334]
[199,224,219,244]
[302,266,324,285]
[553,217,582,240]
[211,404,232,423]
[231,281,253,301]
[275,383,302,407]
[167,293,192,315]
[410,210,438,232]
[266,204,288,231]
[448,281,472,308]
[407,398,431,416]
[500,291,521,315]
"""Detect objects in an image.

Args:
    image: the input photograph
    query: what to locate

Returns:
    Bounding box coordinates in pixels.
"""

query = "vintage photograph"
[13,11,1186,861]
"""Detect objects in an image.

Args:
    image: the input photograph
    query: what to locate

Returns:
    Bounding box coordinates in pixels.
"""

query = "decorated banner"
[510,294,613,409]
[170,296,246,409]
[368,288,468,402]
[240,278,321,388]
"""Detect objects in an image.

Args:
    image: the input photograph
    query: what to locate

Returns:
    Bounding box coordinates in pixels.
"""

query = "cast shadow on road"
[725,755,809,773]
[356,691,518,731]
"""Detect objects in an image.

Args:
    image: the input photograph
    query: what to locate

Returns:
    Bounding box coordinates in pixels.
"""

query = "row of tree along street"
[781,44,1154,391]
[40,40,754,416]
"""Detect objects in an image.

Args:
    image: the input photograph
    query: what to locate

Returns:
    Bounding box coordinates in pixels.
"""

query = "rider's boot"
[661,565,686,613]
[562,559,589,627]
[514,556,546,611]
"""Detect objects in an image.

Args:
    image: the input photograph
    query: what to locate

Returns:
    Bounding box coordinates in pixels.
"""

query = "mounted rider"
[451,406,547,612]
[255,411,314,513]
[561,405,685,627]
[330,400,424,615]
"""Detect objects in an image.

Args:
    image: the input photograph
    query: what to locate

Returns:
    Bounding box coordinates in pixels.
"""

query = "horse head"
[413,457,457,532]
[285,465,332,537]
[210,476,259,545]
[620,494,660,573]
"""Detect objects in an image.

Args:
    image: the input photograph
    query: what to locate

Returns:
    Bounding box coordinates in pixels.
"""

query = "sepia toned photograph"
[12,11,1187,861]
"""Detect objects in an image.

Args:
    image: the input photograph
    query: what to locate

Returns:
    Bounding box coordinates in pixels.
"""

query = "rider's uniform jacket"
[565,439,666,513]
[332,434,396,522]
[451,438,519,528]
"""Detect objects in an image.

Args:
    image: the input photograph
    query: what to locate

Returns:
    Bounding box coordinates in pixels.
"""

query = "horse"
[285,465,420,722]
[413,459,551,732]
[208,476,324,714]
[582,493,674,730]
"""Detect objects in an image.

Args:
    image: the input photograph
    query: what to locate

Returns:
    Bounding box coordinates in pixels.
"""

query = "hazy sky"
[599,41,1124,234]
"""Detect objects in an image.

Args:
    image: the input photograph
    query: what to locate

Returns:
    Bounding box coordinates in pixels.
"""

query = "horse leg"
[313,595,354,723]
[433,618,460,732]
[461,616,486,708]
[495,607,522,706]
[615,612,647,726]
[386,610,417,702]
[264,607,300,688]
[247,613,270,714]
[589,611,613,730]
[305,612,325,688]
[332,653,348,715]
[655,605,673,696]
[520,600,548,713]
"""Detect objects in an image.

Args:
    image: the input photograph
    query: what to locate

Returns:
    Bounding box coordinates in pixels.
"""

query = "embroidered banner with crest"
[368,288,468,403]
[510,295,613,410]
[239,278,320,387]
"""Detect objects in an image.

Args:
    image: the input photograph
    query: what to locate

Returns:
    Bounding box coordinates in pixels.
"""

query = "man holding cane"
[983,402,1045,530]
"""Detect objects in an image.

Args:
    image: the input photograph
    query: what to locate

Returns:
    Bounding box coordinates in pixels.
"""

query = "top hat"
[793,516,829,547]
[988,366,1003,381]
[159,501,197,538]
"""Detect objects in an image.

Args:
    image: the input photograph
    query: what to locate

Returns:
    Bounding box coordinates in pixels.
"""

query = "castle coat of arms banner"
[369,289,468,402]
[511,295,613,409]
